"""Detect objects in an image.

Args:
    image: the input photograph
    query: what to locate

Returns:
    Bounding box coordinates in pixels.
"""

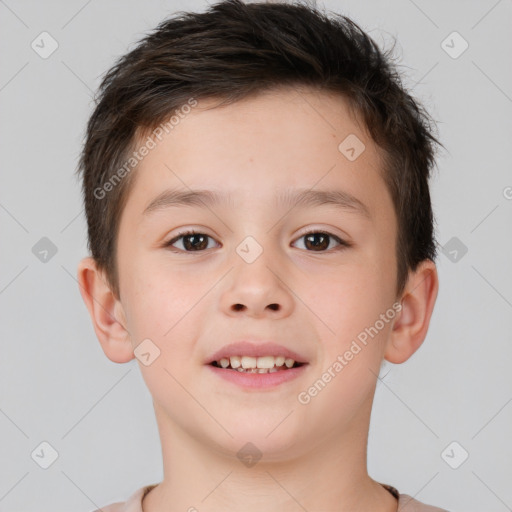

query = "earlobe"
[384,259,439,364]
[77,257,134,363]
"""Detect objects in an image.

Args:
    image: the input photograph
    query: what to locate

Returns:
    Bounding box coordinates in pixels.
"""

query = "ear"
[77,256,134,363]
[384,259,439,364]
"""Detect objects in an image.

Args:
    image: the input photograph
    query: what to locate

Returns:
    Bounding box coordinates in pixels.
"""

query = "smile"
[211,355,304,373]
[207,358,309,389]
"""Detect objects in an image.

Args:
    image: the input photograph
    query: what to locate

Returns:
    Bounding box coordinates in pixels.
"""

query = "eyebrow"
[143,187,371,219]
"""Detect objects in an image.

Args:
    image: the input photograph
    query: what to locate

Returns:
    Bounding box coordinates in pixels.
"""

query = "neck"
[142,400,398,512]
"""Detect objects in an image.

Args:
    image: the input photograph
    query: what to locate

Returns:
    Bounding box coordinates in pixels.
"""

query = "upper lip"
[206,341,309,364]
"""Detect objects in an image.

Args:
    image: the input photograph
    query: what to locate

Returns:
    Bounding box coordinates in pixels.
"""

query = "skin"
[78,86,438,512]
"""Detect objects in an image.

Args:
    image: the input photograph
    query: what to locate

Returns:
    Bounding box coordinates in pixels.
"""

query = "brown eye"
[166,230,348,253]
[167,231,218,252]
[293,231,347,252]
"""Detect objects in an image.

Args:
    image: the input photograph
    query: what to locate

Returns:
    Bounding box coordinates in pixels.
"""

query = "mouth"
[206,356,309,390]
[209,355,307,374]
[205,341,310,388]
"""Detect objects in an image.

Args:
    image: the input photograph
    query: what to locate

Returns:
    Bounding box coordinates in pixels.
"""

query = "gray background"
[1,1,511,511]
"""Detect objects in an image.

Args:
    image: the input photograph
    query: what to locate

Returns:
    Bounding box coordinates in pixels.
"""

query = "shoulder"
[89,484,157,512]
[398,493,450,511]
[90,502,125,512]
[92,501,126,512]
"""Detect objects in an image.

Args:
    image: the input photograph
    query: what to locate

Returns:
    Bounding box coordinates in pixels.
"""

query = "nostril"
[268,303,279,311]
[232,304,245,311]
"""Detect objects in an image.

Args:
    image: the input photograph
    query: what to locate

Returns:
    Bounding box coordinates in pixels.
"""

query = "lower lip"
[206,364,308,389]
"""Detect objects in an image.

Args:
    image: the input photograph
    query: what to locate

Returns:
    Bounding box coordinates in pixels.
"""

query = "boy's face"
[111,87,402,457]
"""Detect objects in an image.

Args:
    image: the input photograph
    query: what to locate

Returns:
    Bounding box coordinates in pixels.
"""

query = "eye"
[164,229,349,253]
[165,230,220,252]
[292,230,349,252]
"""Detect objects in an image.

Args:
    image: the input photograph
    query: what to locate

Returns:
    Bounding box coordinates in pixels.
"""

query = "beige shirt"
[92,482,450,511]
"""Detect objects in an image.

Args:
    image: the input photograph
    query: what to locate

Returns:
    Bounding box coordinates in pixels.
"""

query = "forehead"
[123,87,392,223]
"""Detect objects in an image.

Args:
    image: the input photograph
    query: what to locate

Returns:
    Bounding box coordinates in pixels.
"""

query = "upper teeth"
[218,356,296,369]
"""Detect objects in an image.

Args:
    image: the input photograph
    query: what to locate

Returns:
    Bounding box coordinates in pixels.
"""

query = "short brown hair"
[77,0,443,300]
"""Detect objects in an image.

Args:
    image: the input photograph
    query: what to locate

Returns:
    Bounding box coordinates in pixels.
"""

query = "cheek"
[121,264,196,346]
[304,258,381,321]
[306,259,394,360]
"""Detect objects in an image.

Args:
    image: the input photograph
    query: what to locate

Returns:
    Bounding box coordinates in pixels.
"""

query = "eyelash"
[164,229,350,253]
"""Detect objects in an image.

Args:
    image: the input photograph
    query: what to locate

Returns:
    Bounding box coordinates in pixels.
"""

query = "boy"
[77,0,448,510]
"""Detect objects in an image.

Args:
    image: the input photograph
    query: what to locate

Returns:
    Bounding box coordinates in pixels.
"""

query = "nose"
[219,252,294,319]
[232,302,280,313]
